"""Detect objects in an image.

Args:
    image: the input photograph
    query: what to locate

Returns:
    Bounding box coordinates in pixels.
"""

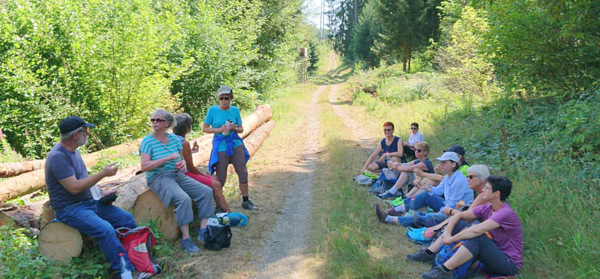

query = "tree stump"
[38,222,83,262]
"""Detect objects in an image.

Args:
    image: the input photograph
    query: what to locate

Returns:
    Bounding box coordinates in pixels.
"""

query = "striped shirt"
[139,133,182,180]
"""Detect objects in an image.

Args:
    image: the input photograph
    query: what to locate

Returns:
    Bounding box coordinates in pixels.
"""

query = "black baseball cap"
[444,144,465,156]
[59,116,95,134]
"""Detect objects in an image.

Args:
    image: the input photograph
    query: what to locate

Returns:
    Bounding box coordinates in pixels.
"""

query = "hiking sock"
[393,205,405,212]
[442,264,452,272]
[389,187,397,195]
[384,216,395,223]
[243,196,249,202]
[425,249,434,255]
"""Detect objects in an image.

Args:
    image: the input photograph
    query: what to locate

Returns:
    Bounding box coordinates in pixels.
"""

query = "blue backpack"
[434,242,475,279]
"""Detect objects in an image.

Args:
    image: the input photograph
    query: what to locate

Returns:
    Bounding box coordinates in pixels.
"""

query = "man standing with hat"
[45,116,139,276]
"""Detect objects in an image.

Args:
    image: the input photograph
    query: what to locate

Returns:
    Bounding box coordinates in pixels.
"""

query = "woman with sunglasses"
[203,86,257,211]
[140,109,214,254]
[403,122,424,161]
[361,122,405,173]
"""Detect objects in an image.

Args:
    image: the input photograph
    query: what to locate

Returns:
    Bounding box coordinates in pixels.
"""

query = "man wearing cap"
[45,116,138,275]
[204,86,256,210]
[445,144,469,176]
[375,151,473,227]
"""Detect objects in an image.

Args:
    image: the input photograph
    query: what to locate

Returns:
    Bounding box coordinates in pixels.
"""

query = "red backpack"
[116,226,162,275]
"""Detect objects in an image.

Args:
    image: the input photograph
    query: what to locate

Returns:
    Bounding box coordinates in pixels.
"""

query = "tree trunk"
[0,160,45,178]
[0,104,272,202]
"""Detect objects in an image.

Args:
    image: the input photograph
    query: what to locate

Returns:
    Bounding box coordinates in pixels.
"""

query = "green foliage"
[0,0,310,159]
[485,0,600,100]
[0,224,107,278]
[0,129,22,163]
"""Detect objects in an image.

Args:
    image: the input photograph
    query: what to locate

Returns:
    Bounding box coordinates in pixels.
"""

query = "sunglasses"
[467,175,477,179]
[219,97,231,101]
[150,118,166,123]
[415,149,423,152]
[411,127,417,130]
[384,128,392,132]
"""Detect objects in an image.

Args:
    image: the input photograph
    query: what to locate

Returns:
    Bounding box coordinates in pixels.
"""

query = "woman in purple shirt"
[406,175,523,279]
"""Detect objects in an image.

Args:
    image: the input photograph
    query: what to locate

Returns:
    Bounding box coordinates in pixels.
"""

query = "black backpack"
[203,223,232,250]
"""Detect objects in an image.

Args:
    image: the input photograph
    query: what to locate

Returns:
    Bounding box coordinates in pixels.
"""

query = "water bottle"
[385,152,390,161]
[405,196,416,217]
[222,119,233,136]
[119,253,133,279]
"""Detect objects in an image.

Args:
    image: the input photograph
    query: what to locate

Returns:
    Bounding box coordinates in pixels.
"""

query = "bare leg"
[180,224,190,239]
[199,218,208,230]
[211,180,231,212]
[367,162,380,171]
[391,172,408,191]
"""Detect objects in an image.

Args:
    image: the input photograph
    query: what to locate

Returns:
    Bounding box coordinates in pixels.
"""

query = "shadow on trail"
[313,62,354,86]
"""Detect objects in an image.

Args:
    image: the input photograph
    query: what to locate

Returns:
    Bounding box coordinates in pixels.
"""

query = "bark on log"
[0,105,272,202]
[0,160,44,178]
[38,222,83,262]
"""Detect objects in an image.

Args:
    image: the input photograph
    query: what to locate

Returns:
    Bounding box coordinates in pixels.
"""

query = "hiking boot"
[377,191,400,200]
[387,207,404,216]
[181,238,200,254]
[406,248,435,264]
[242,200,258,210]
[421,266,453,279]
[374,203,387,223]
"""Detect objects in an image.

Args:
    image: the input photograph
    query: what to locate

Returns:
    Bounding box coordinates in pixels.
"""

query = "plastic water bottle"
[119,253,132,279]
[222,119,233,136]
[406,196,416,217]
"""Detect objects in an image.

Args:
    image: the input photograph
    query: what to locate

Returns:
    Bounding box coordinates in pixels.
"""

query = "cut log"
[227,120,276,174]
[0,104,272,202]
[0,160,44,178]
[38,222,83,262]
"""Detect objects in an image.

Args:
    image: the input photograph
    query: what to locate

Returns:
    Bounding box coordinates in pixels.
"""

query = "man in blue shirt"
[45,116,138,275]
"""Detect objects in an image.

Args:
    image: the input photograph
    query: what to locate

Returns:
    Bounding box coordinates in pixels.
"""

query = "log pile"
[35,106,274,261]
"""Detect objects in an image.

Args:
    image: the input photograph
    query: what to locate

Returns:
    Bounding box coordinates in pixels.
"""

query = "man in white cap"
[375,151,473,227]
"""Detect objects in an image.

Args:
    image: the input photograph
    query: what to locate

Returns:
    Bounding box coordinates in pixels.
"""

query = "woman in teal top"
[203,86,256,211]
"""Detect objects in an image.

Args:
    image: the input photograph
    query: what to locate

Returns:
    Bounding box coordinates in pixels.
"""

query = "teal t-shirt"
[204,105,243,152]
[139,133,182,180]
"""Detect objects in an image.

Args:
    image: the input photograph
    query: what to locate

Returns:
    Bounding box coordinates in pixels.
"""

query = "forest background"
[1,0,599,277]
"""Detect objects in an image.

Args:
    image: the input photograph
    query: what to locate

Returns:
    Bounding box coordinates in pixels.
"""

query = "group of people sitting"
[45,86,256,277]
[361,122,523,279]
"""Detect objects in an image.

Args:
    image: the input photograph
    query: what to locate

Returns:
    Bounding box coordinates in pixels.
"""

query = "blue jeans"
[403,191,445,211]
[55,199,137,271]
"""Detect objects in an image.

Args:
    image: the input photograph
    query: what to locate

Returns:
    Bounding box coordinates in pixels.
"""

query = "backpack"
[203,223,232,251]
[434,242,475,279]
[369,170,400,195]
[116,226,162,275]
[406,227,433,245]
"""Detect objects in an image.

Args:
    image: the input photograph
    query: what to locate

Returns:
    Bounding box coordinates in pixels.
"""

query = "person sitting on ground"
[444,144,469,176]
[425,164,490,235]
[173,113,231,213]
[402,122,425,161]
[140,109,214,254]
[406,175,522,279]
[362,121,405,172]
[375,151,473,226]
[204,86,257,210]
[45,116,140,275]
[377,141,434,199]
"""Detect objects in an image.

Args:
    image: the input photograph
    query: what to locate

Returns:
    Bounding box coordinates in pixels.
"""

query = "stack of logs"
[0,105,275,262]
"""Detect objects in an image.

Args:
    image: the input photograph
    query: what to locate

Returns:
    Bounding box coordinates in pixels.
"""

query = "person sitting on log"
[375,151,473,227]
[377,141,434,200]
[361,121,405,173]
[45,116,138,275]
[140,109,214,254]
[402,122,425,161]
[173,113,231,213]
[203,86,256,211]
[406,175,522,279]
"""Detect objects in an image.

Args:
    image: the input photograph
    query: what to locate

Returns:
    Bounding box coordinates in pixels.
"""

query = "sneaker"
[242,200,258,210]
[133,271,153,279]
[421,266,453,279]
[406,248,435,264]
[388,196,405,207]
[181,238,200,254]
[377,191,400,200]
[374,203,387,223]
